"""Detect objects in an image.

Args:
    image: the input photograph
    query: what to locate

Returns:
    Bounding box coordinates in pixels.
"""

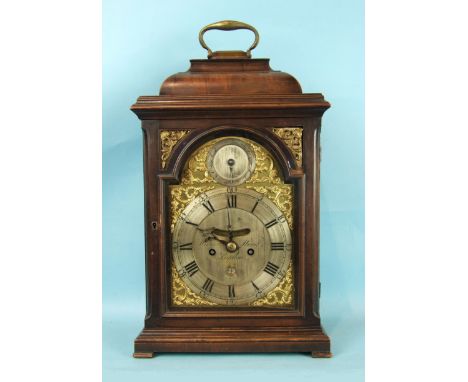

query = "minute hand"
[212,228,251,237]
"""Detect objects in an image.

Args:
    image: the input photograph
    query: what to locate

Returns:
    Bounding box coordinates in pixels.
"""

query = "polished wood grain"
[159,59,301,96]
[134,327,331,358]
[131,56,331,357]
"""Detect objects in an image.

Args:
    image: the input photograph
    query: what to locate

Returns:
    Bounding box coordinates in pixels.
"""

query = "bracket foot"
[133,352,155,358]
[311,351,332,358]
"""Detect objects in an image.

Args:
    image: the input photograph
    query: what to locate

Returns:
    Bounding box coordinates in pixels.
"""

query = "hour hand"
[196,227,229,243]
[204,233,229,245]
[212,228,251,237]
[196,226,218,235]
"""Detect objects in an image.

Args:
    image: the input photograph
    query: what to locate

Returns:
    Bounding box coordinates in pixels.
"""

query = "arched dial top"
[206,138,256,186]
[173,187,292,305]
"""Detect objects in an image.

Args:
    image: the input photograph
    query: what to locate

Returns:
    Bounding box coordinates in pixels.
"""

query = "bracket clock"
[131,20,331,358]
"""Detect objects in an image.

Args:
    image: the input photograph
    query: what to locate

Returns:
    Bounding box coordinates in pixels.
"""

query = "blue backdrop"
[103,0,364,381]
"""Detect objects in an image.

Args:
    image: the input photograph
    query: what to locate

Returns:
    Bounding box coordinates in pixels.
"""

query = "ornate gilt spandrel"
[171,264,217,306]
[251,262,294,306]
[170,137,294,308]
[272,127,303,168]
[160,130,190,168]
[243,141,294,230]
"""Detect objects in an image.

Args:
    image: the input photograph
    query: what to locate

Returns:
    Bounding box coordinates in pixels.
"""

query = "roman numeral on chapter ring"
[271,242,285,250]
[202,278,214,293]
[184,261,199,277]
[179,243,193,251]
[251,281,260,291]
[228,285,235,298]
[265,219,278,229]
[251,200,259,213]
[202,200,215,214]
[227,194,237,208]
[264,261,279,277]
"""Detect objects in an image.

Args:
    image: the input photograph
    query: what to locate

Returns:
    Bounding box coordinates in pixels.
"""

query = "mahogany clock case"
[131,23,331,358]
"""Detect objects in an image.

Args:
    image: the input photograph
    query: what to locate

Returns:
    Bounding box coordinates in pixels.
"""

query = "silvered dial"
[206,138,256,186]
[173,187,292,305]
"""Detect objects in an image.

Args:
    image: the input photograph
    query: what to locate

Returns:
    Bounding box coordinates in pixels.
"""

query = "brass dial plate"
[173,188,292,305]
[168,136,295,308]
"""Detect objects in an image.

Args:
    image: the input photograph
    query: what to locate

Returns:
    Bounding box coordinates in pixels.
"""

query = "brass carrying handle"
[198,20,259,58]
